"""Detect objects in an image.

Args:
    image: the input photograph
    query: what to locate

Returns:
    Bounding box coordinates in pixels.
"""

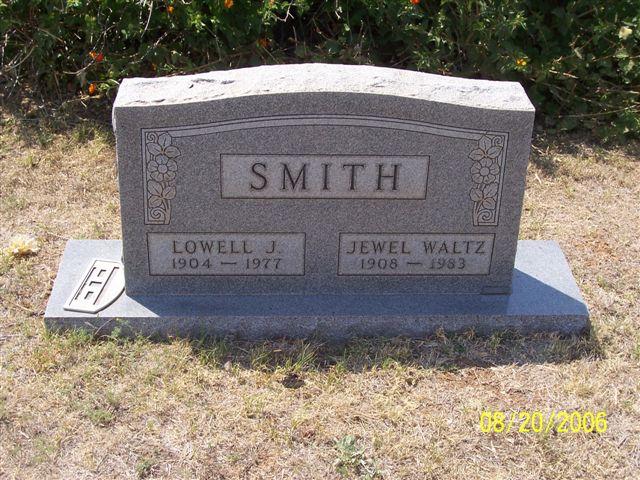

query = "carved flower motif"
[470,182,498,210]
[471,157,500,184]
[469,135,502,162]
[147,180,176,208]
[147,133,180,162]
[148,156,177,182]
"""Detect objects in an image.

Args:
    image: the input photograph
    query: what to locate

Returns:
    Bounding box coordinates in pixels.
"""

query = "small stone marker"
[45,64,589,339]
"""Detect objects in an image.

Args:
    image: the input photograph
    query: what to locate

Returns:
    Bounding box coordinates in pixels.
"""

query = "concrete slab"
[45,239,589,340]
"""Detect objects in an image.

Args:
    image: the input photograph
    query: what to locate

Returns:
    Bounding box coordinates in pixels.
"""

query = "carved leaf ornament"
[469,134,504,225]
[145,132,180,224]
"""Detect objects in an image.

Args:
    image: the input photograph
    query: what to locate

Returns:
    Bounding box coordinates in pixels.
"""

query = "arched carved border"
[141,115,508,226]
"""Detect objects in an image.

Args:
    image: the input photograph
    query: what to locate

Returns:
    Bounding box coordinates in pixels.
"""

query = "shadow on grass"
[186,330,605,374]
[68,325,604,374]
[0,89,114,149]
[530,131,640,177]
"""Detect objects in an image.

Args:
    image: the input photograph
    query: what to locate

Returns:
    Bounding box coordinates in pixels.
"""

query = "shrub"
[1,0,638,139]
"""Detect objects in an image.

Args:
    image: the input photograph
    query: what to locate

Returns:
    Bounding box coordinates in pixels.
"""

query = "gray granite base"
[44,240,589,340]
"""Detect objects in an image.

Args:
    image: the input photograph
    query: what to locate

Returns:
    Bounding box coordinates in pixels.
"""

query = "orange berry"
[224,0,233,8]
[258,38,268,48]
[88,83,97,95]
[410,0,420,4]
[89,51,97,59]
[167,5,174,14]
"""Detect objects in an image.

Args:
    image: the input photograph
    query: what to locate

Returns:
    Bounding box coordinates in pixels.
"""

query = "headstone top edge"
[113,63,535,112]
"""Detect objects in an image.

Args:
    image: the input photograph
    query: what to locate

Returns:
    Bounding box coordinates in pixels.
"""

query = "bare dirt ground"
[0,106,639,479]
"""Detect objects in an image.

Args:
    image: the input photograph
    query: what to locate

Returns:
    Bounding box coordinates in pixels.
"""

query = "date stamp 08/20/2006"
[479,411,608,434]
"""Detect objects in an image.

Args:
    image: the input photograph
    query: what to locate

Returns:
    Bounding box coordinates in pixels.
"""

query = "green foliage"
[1,1,638,139]
[334,434,379,478]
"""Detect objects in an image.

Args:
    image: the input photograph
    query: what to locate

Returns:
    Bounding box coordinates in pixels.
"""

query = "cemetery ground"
[0,103,639,479]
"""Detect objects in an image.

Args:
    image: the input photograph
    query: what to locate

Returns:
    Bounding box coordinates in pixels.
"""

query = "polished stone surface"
[113,64,535,296]
[45,240,590,340]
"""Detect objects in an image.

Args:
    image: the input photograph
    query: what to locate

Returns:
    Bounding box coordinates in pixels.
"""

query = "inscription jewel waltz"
[468,134,505,226]
[144,132,180,224]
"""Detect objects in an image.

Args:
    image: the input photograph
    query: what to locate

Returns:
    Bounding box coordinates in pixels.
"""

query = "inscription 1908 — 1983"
[338,233,495,275]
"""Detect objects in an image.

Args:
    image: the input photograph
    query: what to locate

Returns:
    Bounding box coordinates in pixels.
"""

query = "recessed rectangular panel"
[220,154,429,198]
[147,233,305,276]
[338,233,495,275]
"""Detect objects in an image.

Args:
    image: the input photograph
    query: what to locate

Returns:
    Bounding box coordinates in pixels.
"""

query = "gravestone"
[45,64,589,339]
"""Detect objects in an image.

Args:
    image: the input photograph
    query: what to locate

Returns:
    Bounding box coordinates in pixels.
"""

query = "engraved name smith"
[221,154,429,198]
[250,161,402,192]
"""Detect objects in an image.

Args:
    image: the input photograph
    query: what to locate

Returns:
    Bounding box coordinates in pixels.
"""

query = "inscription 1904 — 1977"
[147,233,305,275]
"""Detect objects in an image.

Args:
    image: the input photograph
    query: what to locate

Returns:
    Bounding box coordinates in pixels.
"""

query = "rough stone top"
[114,63,534,112]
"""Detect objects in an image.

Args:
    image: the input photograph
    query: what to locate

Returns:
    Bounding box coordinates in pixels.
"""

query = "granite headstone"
[45,64,589,339]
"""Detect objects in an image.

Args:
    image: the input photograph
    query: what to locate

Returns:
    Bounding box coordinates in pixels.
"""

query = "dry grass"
[0,106,639,479]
